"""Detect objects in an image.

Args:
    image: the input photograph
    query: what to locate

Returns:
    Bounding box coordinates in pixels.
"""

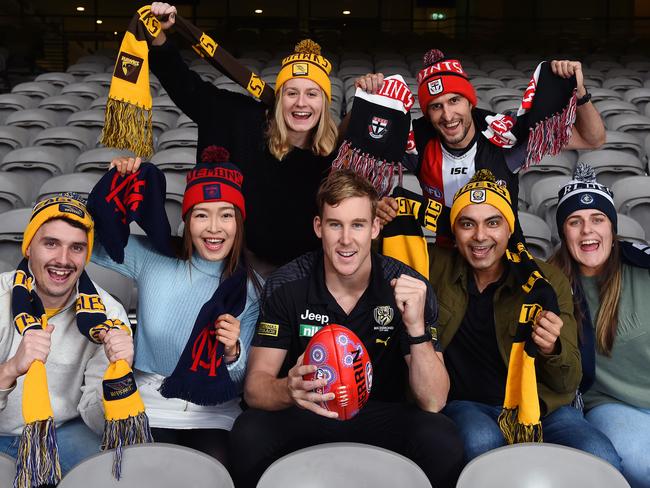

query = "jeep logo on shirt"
[300,309,329,325]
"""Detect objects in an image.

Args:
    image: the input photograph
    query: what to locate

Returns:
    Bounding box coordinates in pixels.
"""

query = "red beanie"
[417,49,477,113]
[182,146,246,219]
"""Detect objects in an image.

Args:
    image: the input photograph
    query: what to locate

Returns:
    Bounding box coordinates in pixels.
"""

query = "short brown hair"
[316,169,379,218]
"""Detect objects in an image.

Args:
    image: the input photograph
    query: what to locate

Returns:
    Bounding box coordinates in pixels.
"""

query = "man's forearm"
[0,360,19,390]
[244,372,293,411]
[408,345,449,413]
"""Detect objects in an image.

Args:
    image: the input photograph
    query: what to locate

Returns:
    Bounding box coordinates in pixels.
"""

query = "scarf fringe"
[332,140,397,198]
[102,412,154,480]
[100,97,153,158]
[498,407,543,444]
[159,371,238,406]
[14,418,61,488]
[523,91,577,169]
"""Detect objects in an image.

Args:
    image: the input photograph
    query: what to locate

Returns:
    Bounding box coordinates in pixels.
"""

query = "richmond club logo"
[373,305,394,326]
[368,116,389,139]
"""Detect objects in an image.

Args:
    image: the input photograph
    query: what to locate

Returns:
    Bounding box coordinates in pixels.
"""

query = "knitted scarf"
[11,260,152,485]
[332,75,413,198]
[102,5,275,157]
[159,266,248,405]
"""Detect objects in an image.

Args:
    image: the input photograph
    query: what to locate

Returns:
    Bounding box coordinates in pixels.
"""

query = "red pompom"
[201,145,230,163]
[303,324,372,421]
[423,49,445,67]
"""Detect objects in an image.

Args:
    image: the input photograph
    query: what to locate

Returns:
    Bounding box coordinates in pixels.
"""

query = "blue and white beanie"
[556,163,617,238]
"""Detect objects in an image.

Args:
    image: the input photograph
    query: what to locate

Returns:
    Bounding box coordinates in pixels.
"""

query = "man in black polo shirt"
[229,170,464,488]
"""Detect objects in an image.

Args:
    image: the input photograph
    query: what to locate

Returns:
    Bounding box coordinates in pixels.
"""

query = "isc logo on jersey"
[450,167,468,175]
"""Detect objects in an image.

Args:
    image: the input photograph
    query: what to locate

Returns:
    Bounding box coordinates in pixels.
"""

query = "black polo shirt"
[252,250,439,402]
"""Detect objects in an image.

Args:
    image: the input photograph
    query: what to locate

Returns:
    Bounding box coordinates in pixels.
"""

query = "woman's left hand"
[215,314,240,356]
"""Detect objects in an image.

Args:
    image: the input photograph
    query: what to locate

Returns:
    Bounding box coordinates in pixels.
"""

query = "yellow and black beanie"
[450,169,515,233]
[22,192,94,262]
[275,39,332,101]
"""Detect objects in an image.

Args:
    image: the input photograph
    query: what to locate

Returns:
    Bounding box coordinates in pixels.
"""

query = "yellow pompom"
[295,39,321,55]
[471,169,497,183]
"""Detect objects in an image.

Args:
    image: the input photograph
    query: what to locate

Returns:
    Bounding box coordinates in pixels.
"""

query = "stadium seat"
[488,68,526,81]
[519,152,574,200]
[519,211,554,260]
[0,452,15,487]
[612,176,650,239]
[57,443,233,488]
[528,175,570,238]
[1,146,70,192]
[602,77,642,92]
[464,67,490,78]
[37,172,101,201]
[456,443,629,488]
[35,72,77,87]
[11,81,60,99]
[514,60,539,74]
[594,100,639,125]
[76,54,113,67]
[624,87,650,113]
[176,113,197,128]
[492,99,520,113]
[32,126,96,161]
[152,111,179,141]
[605,114,650,141]
[74,148,134,173]
[590,60,623,71]
[89,96,108,110]
[602,130,645,160]
[0,171,31,212]
[582,78,602,89]
[150,147,195,173]
[0,126,30,161]
[83,72,114,88]
[257,443,431,488]
[484,87,522,105]
[0,207,31,264]
[589,87,623,103]
[338,65,373,81]
[606,68,644,83]
[38,95,91,124]
[66,62,106,79]
[617,213,647,245]
[5,108,58,140]
[472,77,505,91]
[164,172,186,233]
[582,68,605,84]
[190,64,221,83]
[480,60,513,72]
[85,262,135,310]
[0,94,37,124]
[157,128,198,151]
[66,110,106,144]
[0,259,12,272]
[153,95,183,116]
[61,82,106,100]
[577,150,645,188]
[149,74,162,96]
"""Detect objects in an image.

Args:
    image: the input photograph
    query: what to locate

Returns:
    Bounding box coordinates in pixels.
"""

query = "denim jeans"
[586,402,650,488]
[444,400,621,470]
[0,417,101,475]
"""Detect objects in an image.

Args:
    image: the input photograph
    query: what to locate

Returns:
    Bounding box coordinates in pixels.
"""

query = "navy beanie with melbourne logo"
[556,162,617,238]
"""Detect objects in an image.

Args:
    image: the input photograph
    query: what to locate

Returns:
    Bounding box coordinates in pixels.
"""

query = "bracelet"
[224,342,241,364]
[576,91,592,106]
[407,330,432,345]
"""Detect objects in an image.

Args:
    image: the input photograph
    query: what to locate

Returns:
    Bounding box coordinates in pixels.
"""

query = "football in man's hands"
[303,324,372,420]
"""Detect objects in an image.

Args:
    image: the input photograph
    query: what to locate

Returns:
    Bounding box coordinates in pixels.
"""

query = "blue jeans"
[586,403,650,488]
[444,400,621,470]
[0,417,101,475]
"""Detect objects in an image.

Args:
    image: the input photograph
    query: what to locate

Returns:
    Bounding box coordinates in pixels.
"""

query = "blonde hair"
[317,169,378,218]
[550,236,622,356]
[266,87,338,161]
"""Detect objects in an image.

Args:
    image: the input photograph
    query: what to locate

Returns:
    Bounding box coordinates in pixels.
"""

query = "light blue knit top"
[92,236,259,390]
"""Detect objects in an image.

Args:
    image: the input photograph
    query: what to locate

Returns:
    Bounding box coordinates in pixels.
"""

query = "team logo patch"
[495,179,507,188]
[580,194,594,205]
[292,63,309,76]
[373,306,394,327]
[114,52,143,84]
[257,322,279,337]
[203,184,221,200]
[299,324,323,337]
[368,116,389,139]
[58,203,84,218]
[470,189,486,203]
[102,372,136,401]
[427,78,443,96]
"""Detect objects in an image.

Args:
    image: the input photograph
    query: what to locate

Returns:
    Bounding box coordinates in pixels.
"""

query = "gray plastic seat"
[617,213,647,245]
[75,148,134,173]
[602,130,645,160]
[58,443,233,488]
[0,451,15,486]
[606,69,644,84]
[519,211,554,259]
[35,72,77,87]
[151,148,195,173]
[164,172,186,233]
[594,100,639,125]
[6,108,58,140]
[61,82,106,100]
[506,77,532,91]
[157,128,198,151]
[32,126,96,162]
[89,96,108,110]
[1,146,70,191]
[582,68,605,83]
[0,259,13,273]
[83,72,114,88]
[528,175,571,237]
[190,64,221,83]
[153,95,183,116]
[152,111,179,140]
[175,113,197,128]
[0,171,32,212]
[85,262,135,310]
[37,172,101,201]
[480,60,513,72]
[11,81,60,99]
[38,95,91,124]
[456,443,630,488]
[589,87,623,103]
[0,94,37,124]
[590,60,623,71]
[472,77,505,91]
[520,152,574,200]
[66,62,106,79]
[612,176,650,240]
[484,87,522,105]
[577,150,645,188]
[623,87,650,113]
[602,77,642,92]
[606,114,650,141]
[488,68,525,81]
[257,443,431,488]
[0,126,30,161]
[66,110,106,144]
[493,99,520,114]
[0,207,31,264]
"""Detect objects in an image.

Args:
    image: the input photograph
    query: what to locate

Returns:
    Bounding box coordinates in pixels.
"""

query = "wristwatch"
[407,330,432,345]
[576,90,592,106]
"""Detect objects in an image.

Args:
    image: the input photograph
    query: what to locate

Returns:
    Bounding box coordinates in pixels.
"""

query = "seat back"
[528,175,571,237]
[0,452,15,487]
[1,146,70,191]
[613,176,650,239]
[151,148,195,173]
[456,443,630,488]
[617,213,647,245]
[58,443,233,488]
[519,211,554,259]
[257,443,432,488]
[32,126,96,161]
[0,207,31,265]
[0,171,32,211]
[37,173,101,201]
[75,148,134,174]
[0,126,30,161]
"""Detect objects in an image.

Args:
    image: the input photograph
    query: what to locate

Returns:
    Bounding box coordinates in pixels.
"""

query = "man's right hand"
[150,2,177,46]
[354,73,385,94]
[109,156,142,176]
[287,353,338,419]
[377,196,398,226]
[0,325,54,389]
